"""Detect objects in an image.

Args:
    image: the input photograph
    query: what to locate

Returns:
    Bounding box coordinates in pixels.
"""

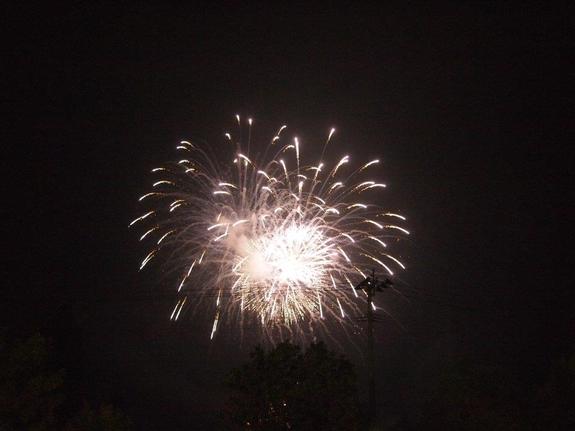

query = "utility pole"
[366,273,375,422]
[355,269,393,429]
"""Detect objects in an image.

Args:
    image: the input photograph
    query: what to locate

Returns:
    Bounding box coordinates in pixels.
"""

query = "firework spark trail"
[131,117,409,339]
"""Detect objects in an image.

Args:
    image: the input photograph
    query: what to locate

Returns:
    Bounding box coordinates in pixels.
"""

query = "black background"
[3,2,573,429]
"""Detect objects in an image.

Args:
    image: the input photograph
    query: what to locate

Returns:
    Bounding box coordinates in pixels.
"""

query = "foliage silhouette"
[227,341,359,430]
[0,334,133,431]
[0,334,65,431]
[64,404,133,431]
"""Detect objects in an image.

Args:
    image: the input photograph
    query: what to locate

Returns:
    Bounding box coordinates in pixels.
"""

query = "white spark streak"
[328,128,336,141]
[129,211,154,227]
[218,182,237,189]
[361,254,394,275]
[385,225,410,235]
[368,236,387,248]
[340,233,355,243]
[382,213,406,220]
[174,297,187,320]
[157,230,175,244]
[361,159,380,170]
[140,226,158,241]
[153,180,174,187]
[364,219,384,229]
[139,250,157,270]
[139,193,158,201]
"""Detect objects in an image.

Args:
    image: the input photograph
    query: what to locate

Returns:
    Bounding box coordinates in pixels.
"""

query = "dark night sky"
[3,2,573,429]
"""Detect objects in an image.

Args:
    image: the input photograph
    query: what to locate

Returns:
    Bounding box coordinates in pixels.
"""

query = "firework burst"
[131,117,409,340]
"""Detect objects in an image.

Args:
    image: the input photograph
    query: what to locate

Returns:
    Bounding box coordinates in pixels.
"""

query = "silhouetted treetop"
[227,341,359,431]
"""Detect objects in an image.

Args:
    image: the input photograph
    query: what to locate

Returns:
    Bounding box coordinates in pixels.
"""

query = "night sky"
[4,3,573,429]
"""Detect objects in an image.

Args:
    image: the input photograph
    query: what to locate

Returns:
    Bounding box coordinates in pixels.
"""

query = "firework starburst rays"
[131,117,409,339]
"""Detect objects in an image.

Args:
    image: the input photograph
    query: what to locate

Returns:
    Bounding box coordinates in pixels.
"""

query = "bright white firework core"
[229,216,337,325]
[245,223,332,286]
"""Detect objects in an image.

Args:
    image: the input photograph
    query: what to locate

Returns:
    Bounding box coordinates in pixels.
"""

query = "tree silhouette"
[64,404,133,431]
[535,351,575,430]
[0,334,65,431]
[417,358,526,430]
[227,341,359,430]
[1,334,133,431]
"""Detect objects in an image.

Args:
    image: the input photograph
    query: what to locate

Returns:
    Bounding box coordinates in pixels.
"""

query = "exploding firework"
[130,117,409,339]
